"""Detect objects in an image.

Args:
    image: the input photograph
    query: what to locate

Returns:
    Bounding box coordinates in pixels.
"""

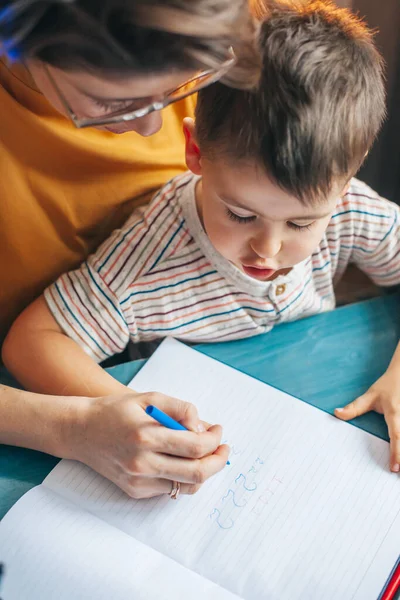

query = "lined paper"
[0,486,239,600]
[43,338,400,600]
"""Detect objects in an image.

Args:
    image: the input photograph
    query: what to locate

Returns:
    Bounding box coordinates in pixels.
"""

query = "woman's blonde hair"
[0,0,260,88]
[135,1,261,89]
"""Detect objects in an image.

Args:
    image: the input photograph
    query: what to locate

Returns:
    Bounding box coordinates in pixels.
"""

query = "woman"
[0,0,259,499]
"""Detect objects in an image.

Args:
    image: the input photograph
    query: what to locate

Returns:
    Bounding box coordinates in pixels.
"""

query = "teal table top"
[1,293,399,521]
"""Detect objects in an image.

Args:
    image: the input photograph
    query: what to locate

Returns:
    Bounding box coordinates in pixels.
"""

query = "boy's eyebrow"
[221,197,332,220]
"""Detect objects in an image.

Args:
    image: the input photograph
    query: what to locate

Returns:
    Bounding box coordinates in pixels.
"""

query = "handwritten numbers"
[209,457,264,531]
[208,508,234,530]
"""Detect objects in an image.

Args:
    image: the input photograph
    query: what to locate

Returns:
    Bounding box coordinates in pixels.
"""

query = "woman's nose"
[126,111,163,136]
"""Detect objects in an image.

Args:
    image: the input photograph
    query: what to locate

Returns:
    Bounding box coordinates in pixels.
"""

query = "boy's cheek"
[206,221,239,258]
[293,235,324,262]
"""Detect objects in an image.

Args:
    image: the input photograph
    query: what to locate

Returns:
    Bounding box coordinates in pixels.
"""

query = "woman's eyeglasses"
[44,53,236,129]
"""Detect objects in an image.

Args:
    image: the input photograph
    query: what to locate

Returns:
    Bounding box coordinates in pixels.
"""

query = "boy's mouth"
[242,264,276,280]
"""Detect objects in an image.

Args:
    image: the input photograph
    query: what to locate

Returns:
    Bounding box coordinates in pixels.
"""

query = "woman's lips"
[242,264,276,280]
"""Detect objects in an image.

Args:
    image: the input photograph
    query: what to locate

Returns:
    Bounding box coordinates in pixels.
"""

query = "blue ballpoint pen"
[145,405,230,464]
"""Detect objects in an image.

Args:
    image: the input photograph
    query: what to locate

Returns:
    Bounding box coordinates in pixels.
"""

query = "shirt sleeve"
[345,182,400,287]
[43,175,192,362]
[44,259,133,363]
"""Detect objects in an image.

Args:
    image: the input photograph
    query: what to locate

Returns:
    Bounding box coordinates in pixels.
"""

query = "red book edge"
[381,560,400,600]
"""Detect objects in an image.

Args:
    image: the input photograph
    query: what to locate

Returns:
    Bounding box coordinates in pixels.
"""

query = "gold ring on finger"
[169,480,180,500]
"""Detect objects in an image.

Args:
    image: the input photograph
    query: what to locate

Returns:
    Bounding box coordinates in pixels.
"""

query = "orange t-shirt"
[0,59,196,343]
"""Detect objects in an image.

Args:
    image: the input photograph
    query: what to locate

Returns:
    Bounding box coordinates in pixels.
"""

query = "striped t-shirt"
[45,173,400,363]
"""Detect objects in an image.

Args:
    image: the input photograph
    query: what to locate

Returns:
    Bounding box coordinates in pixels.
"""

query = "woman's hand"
[335,351,400,473]
[2,297,228,497]
[68,390,229,499]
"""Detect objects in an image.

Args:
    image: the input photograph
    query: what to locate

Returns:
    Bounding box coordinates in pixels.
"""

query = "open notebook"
[0,338,399,600]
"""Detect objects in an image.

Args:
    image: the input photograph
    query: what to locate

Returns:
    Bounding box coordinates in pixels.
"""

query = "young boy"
[4,1,400,471]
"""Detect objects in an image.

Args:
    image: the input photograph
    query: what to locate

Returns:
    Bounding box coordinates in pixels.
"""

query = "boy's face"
[184,119,341,281]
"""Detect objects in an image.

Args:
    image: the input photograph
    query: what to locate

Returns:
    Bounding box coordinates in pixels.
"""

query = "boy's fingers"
[334,392,374,421]
[388,420,400,473]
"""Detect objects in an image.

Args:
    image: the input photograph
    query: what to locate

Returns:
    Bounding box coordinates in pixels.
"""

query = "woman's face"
[28,60,196,136]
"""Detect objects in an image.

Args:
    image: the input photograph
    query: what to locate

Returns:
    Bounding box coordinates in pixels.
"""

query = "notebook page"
[43,339,400,600]
[0,485,239,600]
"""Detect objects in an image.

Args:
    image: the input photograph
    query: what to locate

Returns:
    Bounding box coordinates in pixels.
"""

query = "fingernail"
[335,408,344,412]
[392,463,400,473]
[197,423,206,433]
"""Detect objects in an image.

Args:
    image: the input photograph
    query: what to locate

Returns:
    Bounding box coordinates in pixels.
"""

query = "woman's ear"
[183,117,202,175]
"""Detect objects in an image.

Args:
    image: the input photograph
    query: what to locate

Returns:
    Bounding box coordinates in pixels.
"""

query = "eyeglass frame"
[44,52,236,129]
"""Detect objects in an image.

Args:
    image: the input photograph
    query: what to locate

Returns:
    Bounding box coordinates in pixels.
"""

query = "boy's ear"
[183,117,202,176]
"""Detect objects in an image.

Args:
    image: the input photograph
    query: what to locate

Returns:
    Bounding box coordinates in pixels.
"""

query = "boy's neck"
[194,176,205,228]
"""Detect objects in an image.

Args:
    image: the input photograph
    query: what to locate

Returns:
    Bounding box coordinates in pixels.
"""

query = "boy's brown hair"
[195,0,386,203]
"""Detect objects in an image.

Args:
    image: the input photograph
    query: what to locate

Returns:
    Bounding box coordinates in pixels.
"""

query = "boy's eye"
[287,221,314,232]
[226,208,256,224]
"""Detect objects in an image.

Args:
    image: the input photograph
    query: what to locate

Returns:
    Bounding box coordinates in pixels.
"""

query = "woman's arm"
[0,383,88,456]
[2,296,230,498]
[2,295,128,397]
[0,382,229,498]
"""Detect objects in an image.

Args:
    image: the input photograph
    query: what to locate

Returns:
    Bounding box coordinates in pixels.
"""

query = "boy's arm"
[335,342,400,473]
[2,296,128,396]
[333,182,400,472]
[346,181,400,289]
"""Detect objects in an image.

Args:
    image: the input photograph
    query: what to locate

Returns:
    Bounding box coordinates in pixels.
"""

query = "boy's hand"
[334,368,400,473]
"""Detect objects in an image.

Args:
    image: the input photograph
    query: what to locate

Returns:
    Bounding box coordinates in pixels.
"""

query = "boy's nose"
[250,233,282,259]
